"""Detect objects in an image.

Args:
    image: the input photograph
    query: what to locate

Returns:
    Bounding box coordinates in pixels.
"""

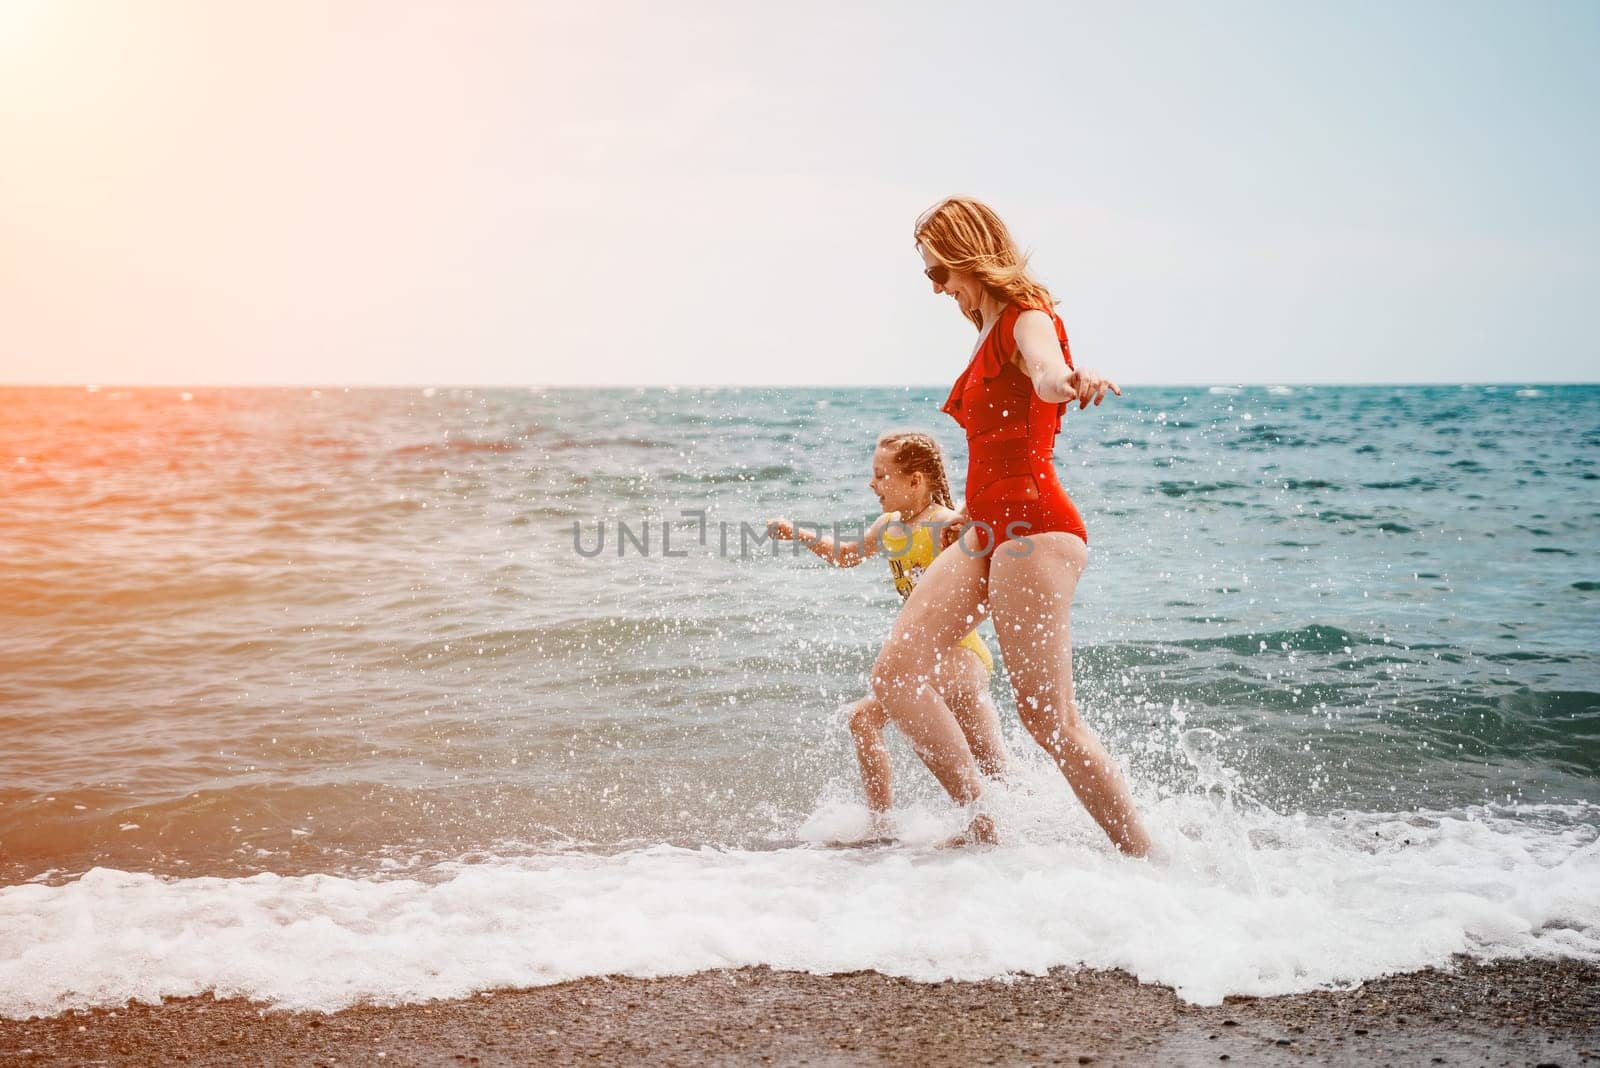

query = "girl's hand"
[767,517,796,540]
[1072,368,1121,409]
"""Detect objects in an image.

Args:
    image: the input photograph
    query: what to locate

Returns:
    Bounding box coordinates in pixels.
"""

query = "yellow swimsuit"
[879,515,995,675]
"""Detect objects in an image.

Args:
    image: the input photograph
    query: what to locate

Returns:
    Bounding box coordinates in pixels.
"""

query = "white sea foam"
[2,801,1596,1019]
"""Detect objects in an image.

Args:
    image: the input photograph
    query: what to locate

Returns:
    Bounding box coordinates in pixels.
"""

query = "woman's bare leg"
[847,696,893,813]
[988,533,1151,856]
[870,529,995,838]
[935,647,1008,779]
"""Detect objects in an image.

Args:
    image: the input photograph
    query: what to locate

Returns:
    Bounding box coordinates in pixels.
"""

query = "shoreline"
[2,958,1595,1066]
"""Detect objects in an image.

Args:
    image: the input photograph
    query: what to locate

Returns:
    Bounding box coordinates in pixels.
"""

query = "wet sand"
[2,958,1596,1066]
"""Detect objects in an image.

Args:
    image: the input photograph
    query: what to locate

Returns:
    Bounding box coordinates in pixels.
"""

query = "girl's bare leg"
[988,533,1151,856]
[935,647,1008,779]
[870,528,996,840]
[846,696,893,814]
[849,682,987,822]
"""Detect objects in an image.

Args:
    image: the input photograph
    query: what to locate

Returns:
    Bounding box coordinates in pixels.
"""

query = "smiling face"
[919,244,985,319]
[868,444,927,515]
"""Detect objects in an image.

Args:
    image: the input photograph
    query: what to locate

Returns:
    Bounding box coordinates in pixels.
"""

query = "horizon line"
[3,379,1596,391]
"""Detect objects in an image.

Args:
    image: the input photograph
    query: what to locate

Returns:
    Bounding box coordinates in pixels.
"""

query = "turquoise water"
[1,384,1597,880]
[2,383,1599,1014]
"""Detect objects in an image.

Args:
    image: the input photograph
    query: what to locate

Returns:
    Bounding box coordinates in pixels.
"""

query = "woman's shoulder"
[1007,302,1059,331]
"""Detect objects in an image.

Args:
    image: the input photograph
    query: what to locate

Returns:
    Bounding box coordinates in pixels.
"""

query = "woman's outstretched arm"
[1013,310,1120,409]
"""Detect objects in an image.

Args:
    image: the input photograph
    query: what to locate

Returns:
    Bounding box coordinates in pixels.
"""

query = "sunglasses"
[923,264,950,286]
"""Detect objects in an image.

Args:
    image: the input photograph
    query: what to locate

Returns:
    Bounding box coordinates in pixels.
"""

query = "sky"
[1,1,1596,387]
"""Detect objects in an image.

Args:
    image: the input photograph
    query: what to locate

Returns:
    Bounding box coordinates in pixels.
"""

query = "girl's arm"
[1014,309,1120,409]
[767,514,891,567]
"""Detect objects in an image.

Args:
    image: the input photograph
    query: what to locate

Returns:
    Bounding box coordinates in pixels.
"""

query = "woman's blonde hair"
[914,196,1054,330]
[877,429,955,509]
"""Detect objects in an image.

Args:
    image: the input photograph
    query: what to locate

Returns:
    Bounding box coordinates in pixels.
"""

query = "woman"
[868,196,1151,854]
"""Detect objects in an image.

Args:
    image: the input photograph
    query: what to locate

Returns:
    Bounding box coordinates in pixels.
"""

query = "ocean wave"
[1166,624,1368,657]
[1360,477,1431,490]
[1,800,1594,1018]
[543,435,664,452]
[1155,480,1246,498]
[1215,422,1318,449]
[685,464,799,485]
[392,437,524,456]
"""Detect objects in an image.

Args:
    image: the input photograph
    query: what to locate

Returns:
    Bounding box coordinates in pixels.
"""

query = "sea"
[1,383,1596,1016]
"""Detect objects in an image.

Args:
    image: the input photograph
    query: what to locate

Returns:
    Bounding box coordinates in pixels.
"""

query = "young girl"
[768,429,1006,826]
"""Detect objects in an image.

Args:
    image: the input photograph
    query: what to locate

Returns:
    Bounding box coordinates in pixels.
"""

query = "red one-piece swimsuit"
[940,302,1087,551]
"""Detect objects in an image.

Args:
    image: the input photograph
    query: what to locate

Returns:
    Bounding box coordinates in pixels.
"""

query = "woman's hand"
[940,505,970,550]
[1070,368,1121,409]
[767,517,797,540]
